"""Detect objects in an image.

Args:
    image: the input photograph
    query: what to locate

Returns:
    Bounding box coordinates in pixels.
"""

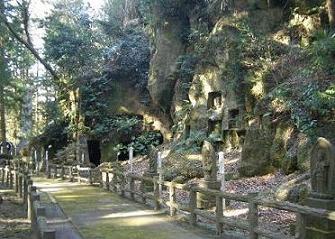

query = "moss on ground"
[35,178,208,239]
[80,220,174,239]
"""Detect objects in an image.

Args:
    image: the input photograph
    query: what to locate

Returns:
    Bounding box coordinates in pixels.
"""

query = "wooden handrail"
[43,163,335,239]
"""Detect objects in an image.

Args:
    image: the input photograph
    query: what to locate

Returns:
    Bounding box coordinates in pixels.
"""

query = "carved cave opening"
[208,120,222,137]
[207,91,222,109]
[87,140,101,166]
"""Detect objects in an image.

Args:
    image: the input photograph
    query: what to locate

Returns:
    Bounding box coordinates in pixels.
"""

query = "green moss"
[39,178,206,239]
[80,220,174,239]
[52,186,124,214]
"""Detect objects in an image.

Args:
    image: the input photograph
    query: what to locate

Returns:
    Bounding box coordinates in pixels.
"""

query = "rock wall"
[103,0,334,175]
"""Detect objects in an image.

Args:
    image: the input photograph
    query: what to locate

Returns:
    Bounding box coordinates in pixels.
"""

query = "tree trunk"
[0,85,6,142]
[328,0,335,29]
[0,1,6,142]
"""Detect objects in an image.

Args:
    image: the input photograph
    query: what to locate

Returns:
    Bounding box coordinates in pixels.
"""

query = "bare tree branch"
[21,0,33,46]
[0,10,59,80]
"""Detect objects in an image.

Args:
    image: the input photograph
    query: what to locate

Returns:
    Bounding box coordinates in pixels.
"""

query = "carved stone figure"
[208,99,224,121]
[201,140,217,181]
[303,137,335,239]
[310,137,335,199]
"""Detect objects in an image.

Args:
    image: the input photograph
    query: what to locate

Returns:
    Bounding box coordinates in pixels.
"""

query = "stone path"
[33,177,218,239]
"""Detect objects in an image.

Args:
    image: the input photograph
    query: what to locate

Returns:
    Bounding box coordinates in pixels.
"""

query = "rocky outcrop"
[148,15,188,114]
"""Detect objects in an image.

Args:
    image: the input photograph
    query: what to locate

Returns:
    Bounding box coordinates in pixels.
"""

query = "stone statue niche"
[310,137,335,200]
[207,92,224,140]
[208,120,222,139]
[207,91,223,120]
[228,108,240,129]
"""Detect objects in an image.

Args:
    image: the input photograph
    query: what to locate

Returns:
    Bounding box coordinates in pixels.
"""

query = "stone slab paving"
[37,180,83,239]
[33,177,220,239]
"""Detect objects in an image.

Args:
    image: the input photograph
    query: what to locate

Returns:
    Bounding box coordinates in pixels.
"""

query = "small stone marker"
[157,151,162,195]
[34,150,38,173]
[129,146,134,172]
[81,152,85,164]
[218,151,226,210]
[45,145,51,175]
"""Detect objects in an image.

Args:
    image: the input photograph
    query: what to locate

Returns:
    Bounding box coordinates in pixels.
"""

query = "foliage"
[270,81,335,138]
[139,0,204,28]
[0,0,36,141]
[32,119,69,157]
[113,130,162,156]
[309,31,335,74]
[91,115,142,141]
[43,0,101,76]
[171,131,207,153]
[99,0,125,37]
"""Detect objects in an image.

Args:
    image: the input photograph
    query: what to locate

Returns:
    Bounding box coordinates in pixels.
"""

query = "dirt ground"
[0,186,32,239]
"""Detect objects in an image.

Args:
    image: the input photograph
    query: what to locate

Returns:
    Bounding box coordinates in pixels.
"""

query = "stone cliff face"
[104,0,334,176]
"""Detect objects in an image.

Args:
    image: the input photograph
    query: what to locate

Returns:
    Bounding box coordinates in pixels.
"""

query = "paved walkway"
[34,177,217,239]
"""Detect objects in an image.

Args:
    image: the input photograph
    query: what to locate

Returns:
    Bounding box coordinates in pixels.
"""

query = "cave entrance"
[87,140,101,166]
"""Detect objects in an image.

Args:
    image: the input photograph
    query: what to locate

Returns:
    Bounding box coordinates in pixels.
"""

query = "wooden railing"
[46,164,335,239]
[47,163,100,184]
[0,162,55,239]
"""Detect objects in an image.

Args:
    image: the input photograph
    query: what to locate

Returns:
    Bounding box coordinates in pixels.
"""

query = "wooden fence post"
[99,171,103,187]
[89,169,93,185]
[15,170,19,193]
[6,167,10,187]
[9,168,14,189]
[60,165,65,180]
[30,192,40,228]
[105,172,110,191]
[248,193,259,239]
[140,178,146,204]
[153,176,160,211]
[120,174,125,197]
[23,173,30,204]
[189,188,197,226]
[42,229,56,239]
[296,213,306,239]
[52,166,56,179]
[216,195,224,235]
[130,177,135,200]
[18,174,23,198]
[28,185,37,220]
[169,183,176,216]
[114,173,119,192]
[69,167,73,182]
[1,167,4,184]
[47,165,51,179]
[77,166,81,183]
